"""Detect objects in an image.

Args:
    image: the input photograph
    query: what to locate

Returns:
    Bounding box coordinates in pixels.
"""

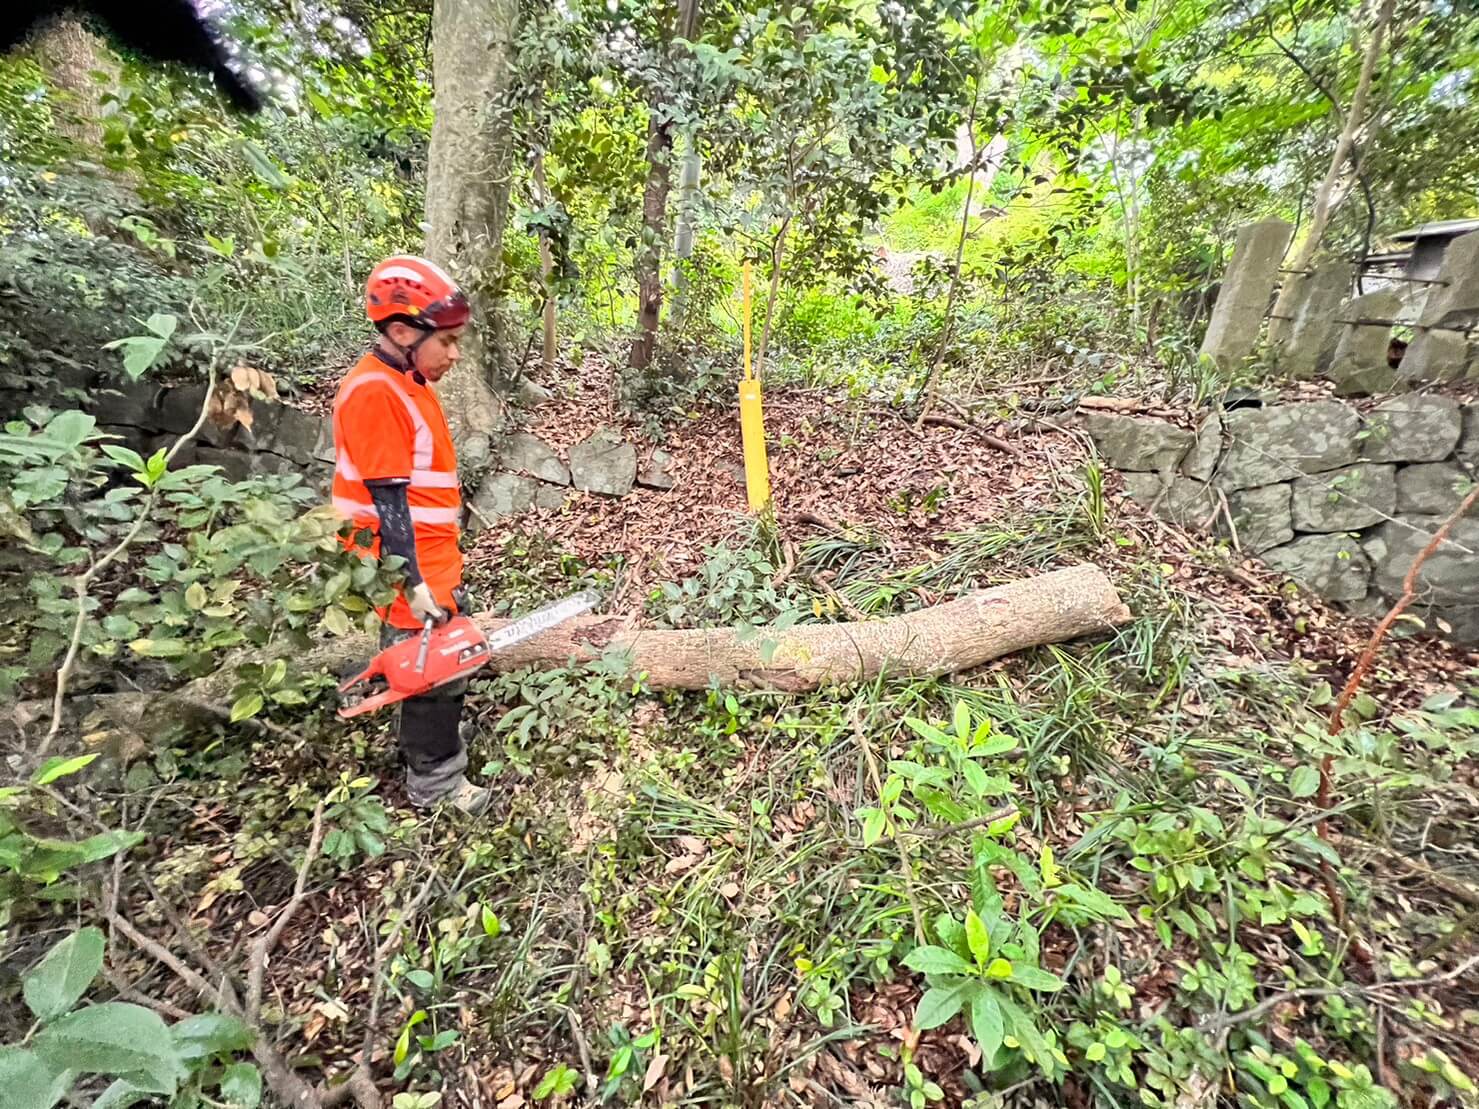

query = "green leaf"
[953,701,971,743]
[935,913,968,958]
[33,1003,185,1094]
[230,692,264,723]
[0,1045,72,1109]
[45,411,97,450]
[903,717,952,745]
[960,758,992,797]
[915,982,969,1030]
[534,1064,577,1099]
[93,1079,154,1109]
[860,807,886,847]
[1288,765,1320,799]
[239,140,293,189]
[607,1044,633,1080]
[902,946,973,976]
[964,909,991,966]
[170,1013,254,1061]
[419,1029,459,1052]
[1052,882,1131,923]
[323,570,351,604]
[24,927,105,1022]
[32,753,99,786]
[129,638,188,659]
[956,986,998,1063]
[323,606,351,636]
[1008,965,1064,992]
[481,904,502,937]
[394,1026,413,1067]
[220,1062,262,1108]
[406,969,435,990]
[996,994,1053,1069]
[102,335,170,381]
[144,314,177,339]
[100,445,146,473]
[985,958,1013,979]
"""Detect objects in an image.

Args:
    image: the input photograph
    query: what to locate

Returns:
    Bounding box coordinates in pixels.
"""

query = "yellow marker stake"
[738,262,771,512]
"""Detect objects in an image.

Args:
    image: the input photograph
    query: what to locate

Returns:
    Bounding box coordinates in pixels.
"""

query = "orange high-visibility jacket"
[331,351,463,629]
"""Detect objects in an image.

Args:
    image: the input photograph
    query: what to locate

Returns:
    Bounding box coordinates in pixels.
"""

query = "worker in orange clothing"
[331,254,490,814]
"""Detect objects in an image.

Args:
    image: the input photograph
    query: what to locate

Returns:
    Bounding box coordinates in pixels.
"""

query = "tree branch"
[1202,953,1479,1034]
[247,804,326,1019]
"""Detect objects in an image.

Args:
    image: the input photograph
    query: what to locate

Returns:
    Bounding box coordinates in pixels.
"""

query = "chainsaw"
[337,589,601,718]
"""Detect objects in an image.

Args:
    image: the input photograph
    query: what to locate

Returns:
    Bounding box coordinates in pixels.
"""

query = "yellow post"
[738,262,771,512]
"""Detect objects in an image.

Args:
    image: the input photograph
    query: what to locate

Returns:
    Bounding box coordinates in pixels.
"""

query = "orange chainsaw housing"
[337,616,490,718]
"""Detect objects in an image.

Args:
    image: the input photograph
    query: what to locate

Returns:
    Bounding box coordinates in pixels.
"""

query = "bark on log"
[62,565,1127,740]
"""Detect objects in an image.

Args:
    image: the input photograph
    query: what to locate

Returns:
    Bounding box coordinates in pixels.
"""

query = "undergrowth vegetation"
[14,499,1476,1106]
[4,0,1479,1105]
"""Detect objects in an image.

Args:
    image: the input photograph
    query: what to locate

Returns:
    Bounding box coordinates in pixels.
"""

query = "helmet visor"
[423,289,471,330]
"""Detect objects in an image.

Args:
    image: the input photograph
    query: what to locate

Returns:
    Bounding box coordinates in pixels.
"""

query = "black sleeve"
[365,479,422,586]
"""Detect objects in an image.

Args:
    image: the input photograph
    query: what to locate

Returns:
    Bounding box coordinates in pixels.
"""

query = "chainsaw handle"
[414,617,435,673]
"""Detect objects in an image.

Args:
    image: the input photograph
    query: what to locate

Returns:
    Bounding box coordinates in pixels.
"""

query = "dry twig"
[1316,485,1479,921]
[246,804,326,1016]
[1201,953,1479,1035]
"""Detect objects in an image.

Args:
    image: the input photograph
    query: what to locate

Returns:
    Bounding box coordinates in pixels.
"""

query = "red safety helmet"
[366,255,470,331]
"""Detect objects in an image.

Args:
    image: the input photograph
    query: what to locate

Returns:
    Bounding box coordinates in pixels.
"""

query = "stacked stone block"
[1088,396,1479,645]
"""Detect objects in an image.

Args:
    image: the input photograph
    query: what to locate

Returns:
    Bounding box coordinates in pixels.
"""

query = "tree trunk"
[917,74,983,421]
[669,143,703,329]
[66,565,1129,741]
[1268,0,1397,339]
[34,18,113,150]
[752,216,790,381]
[629,107,674,371]
[629,0,700,371]
[424,0,520,454]
[532,153,557,376]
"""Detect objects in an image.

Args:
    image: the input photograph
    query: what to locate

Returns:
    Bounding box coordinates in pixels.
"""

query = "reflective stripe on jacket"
[331,351,463,627]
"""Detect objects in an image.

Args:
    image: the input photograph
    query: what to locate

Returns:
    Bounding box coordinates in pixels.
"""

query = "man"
[331,254,491,814]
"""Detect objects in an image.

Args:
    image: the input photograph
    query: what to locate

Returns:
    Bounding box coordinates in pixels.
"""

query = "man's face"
[412,326,464,382]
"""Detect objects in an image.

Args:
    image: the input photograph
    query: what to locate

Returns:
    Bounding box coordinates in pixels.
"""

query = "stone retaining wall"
[1086,397,1479,644]
[4,374,676,520]
[1199,222,1479,390]
[0,375,338,488]
[465,425,675,529]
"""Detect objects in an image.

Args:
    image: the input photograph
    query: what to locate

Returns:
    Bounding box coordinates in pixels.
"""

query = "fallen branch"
[358,858,449,1094]
[1076,396,1183,419]
[807,573,869,623]
[1333,833,1479,908]
[905,805,1019,840]
[919,412,1021,457]
[109,804,381,1109]
[790,509,851,536]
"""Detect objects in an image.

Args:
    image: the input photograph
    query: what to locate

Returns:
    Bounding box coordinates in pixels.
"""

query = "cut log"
[37,564,1129,741]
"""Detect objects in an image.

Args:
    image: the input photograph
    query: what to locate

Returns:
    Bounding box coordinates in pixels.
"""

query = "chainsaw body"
[337,616,490,718]
[336,590,600,718]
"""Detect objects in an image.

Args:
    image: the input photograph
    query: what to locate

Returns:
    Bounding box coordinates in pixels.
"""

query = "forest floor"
[114,362,1479,1109]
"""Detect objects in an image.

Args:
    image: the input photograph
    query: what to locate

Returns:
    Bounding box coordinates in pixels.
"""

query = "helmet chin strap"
[379,322,435,384]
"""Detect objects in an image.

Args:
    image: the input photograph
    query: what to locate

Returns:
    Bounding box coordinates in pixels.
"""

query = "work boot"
[408,775,493,815]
